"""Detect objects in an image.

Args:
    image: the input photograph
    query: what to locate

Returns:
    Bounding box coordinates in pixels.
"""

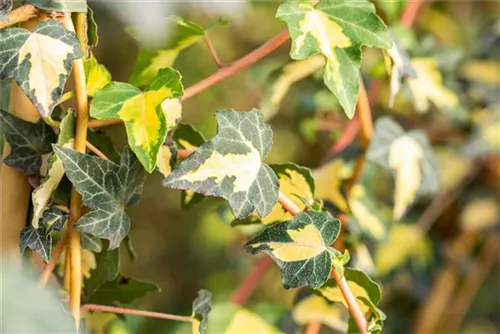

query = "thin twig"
[277,192,368,334]
[445,235,500,333]
[38,226,70,287]
[0,5,38,29]
[231,256,274,305]
[85,141,108,160]
[321,115,360,163]
[204,35,224,68]
[61,13,90,327]
[81,304,192,323]
[305,322,322,334]
[88,30,289,129]
[418,163,482,232]
[400,0,425,28]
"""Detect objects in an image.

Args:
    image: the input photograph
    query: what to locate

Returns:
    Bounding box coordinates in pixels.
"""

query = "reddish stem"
[81,304,192,323]
[322,115,360,163]
[231,256,274,305]
[204,35,224,69]
[305,322,322,334]
[182,30,289,101]
[400,0,425,28]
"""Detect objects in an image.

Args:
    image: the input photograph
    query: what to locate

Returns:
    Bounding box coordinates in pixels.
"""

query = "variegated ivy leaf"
[317,268,384,333]
[87,6,99,49]
[192,289,212,334]
[31,111,74,227]
[0,20,83,117]
[366,117,440,219]
[173,124,206,207]
[261,163,315,225]
[90,67,183,172]
[313,158,352,213]
[81,232,102,253]
[407,58,459,113]
[164,109,279,218]
[386,33,415,108]
[84,54,111,97]
[24,0,87,12]
[0,0,12,21]
[224,308,280,334]
[261,55,324,120]
[53,146,147,248]
[277,0,392,118]
[127,16,206,87]
[0,109,56,175]
[245,211,341,289]
[20,206,66,263]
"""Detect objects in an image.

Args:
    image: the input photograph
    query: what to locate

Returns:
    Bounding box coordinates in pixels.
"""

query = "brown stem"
[204,35,224,68]
[87,118,121,128]
[81,304,192,323]
[61,13,90,326]
[400,0,425,28]
[305,322,321,334]
[38,227,70,287]
[412,233,477,334]
[347,82,372,193]
[418,162,481,232]
[231,256,274,305]
[0,5,38,29]
[277,192,368,334]
[445,235,500,334]
[85,141,108,160]
[321,115,360,163]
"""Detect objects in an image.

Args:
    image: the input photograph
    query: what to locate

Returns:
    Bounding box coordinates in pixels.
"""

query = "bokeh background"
[4,1,498,333]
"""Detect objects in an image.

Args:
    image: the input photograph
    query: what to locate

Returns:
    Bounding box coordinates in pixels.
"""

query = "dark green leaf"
[53,146,146,248]
[165,109,279,219]
[0,20,83,117]
[245,211,340,289]
[20,226,51,262]
[40,207,66,235]
[0,109,56,175]
[85,275,160,305]
[192,289,212,334]
[84,244,119,296]
[87,130,121,164]
[24,0,87,12]
[81,232,103,253]
[87,5,99,48]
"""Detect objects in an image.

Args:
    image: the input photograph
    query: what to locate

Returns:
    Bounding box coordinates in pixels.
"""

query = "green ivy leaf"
[53,146,147,248]
[245,211,340,289]
[173,123,206,208]
[40,207,66,235]
[85,275,160,306]
[164,109,279,218]
[0,109,56,175]
[84,244,119,296]
[366,117,440,219]
[0,0,12,21]
[87,5,99,49]
[90,67,183,172]
[81,232,103,253]
[86,130,121,164]
[31,111,74,227]
[127,17,205,87]
[20,226,51,262]
[24,0,87,12]
[317,268,382,318]
[192,289,212,334]
[276,0,392,118]
[260,55,324,120]
[0,20,83,117]
[84,54,111,97]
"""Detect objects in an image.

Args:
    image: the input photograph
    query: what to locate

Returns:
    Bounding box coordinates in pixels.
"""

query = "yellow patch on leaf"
[177,144,261,193]
[156,145,173,177]
[119,89,170,148]
[225,309,279,334]
[161,98,182,132]
[319,280,372,315]
[293,295,346,332]
[18,33,74,115]
[262,224,326,262]
[407,58,459,112]
[388,135,424,219]
[349,185,386,240]
[313,159,351,213]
